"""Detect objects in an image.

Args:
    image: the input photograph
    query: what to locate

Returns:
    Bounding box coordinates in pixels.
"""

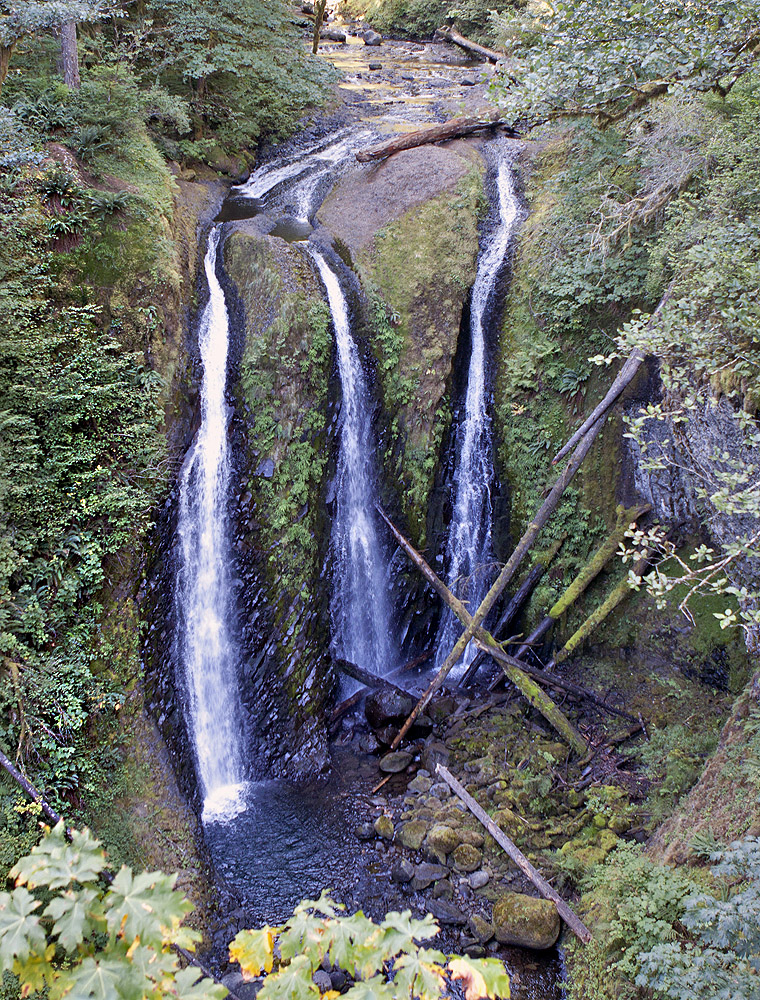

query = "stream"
[165,28,564,1000]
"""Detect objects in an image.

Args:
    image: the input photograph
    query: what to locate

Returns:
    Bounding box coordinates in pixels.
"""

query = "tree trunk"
[60,21,80,89]
[312,0,328,54]
[435,25,502,63]
[0,42,16,95]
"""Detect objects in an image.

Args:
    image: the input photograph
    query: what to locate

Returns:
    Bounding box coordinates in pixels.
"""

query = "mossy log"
[377,508,588,757]
[434,25,503,63]
[389,411,609,750]
[550,552,650,667]
[436,764,592,943]
[355,111,516,163]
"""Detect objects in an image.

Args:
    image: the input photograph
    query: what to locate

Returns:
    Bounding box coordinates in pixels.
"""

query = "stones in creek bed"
[468,914,495,944]
[428,781,451,799]
[368,61,382,70]
[320,27,347,42]
[398,820,428,850]
[391,858,415,884]
[366,690,415,728]
[359,733,379,753]
[312,971,332,993]
[492,892,561,950]
[410,862,449,890]
[451,844,482,873]
[421,740,450,774]
[373,815,394,840]
[407,774,432,794]
[468,869,490,890]
[432,878,453,900]
[379,750,413,773]
[424,823,461,861]
[355,822,375,840]
[362,29,382,45]
[426,899,467,926]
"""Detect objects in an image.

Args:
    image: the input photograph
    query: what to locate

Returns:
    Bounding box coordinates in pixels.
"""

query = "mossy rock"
[492,892,560,950]
[425,823,461,861]
[398,820,428,850]
[451,844,482,873]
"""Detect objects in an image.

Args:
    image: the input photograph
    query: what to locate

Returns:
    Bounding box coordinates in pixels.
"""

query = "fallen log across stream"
[434,25,503,63]
[436,763,592,943]
[355,111,517,163]
[377,507,589,757]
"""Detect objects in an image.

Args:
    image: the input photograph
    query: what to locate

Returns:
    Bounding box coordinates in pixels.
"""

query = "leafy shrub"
[38,166,81,206]
[637,837,760,999]
[87,188,132,220]
[75,123,111,162]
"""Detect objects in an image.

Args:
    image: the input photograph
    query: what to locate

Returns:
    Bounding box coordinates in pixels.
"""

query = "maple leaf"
[449,957,510,1000]
[229,927,275,977]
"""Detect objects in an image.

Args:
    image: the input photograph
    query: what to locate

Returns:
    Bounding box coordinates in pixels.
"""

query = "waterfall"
[309,249,395,679]
[175,224,247,821]
[436,148,520,671]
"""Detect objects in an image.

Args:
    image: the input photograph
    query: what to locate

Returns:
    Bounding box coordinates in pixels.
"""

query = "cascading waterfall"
[175,224,247,821]
[436,147,520,671]
[309,248,395,679]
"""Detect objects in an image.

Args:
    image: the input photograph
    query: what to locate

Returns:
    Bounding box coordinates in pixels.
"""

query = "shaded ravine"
[436,143,522,672]
[174,224,248,822]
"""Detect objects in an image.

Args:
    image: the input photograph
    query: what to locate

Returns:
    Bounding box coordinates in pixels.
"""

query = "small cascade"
[174,224,247,821]
[309,248,395,679]
[436,146,521,671]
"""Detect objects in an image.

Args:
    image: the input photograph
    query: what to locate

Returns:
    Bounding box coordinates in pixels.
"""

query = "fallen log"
[377,508,588,757]
[355,111,515,163]
[436,763,592,943]
[434,25,502,63]
[390,411,609,749]
[474,639,639,723]
[329,648,434,726]
[334,657,417,698]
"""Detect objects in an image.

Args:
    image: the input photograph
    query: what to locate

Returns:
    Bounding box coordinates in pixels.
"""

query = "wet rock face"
[222,225,337,778]
[492,893,560,950]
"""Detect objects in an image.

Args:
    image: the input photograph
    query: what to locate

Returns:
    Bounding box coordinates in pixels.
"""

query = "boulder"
[421,741,450,774]
[392,859,415,884]
[451,844,482,873]
[411,862,449,889]
[362,29,382,45]
[320,27,347,42]
[492,893,560,950]
[379,751,413,773]
[427,899,467,926]
[425,823,461,861]
[366,690,415,728]
[398,820,428,850]
[374,815,394,840]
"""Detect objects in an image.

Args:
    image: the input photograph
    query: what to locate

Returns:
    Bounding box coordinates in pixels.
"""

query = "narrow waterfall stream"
[310,248,395,680]
[175,225,247,821]
[436,145,522,671]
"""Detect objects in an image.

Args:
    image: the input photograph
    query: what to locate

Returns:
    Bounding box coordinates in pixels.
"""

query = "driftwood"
[377,508,588,757]
[334,658,417,699]
[474,640,639,723]
[330,648,434,726]
[434,25,502,63]
[436,764,592,943]
[390,411,609,750]
[355,111,514,163]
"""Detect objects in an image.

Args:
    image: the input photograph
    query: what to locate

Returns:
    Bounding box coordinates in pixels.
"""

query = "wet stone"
[459,829,485,848]
[493,892,561,950]
[238,984,261,1000]
[374,815,394,840]
[432,879,454,900]
[452,844,482,873]
[408,774,432,794]
[379,751,413,773]
[411,862,449,889]
[428,782,451,799]
[359,733,379,753]
[392,858,415,884]
[313,971,332,992]
[421,741,450,773]
[427,899,467,926]
[398,820,428,850]
[468,870,490,890]
[368,61,382,70]
[425,823,461,860]
[329,971,346,991]
[468,914,495,944]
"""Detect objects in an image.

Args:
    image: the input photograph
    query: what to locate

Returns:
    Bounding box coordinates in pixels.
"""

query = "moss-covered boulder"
[492,892,560,950]
[425,823,461,861]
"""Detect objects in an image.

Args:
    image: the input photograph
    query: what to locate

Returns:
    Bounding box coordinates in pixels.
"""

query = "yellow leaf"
[449,958,488,1000]
[322,992,340,999]
[229,927,275,977]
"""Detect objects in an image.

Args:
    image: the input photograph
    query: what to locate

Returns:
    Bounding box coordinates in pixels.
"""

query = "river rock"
[408,774,432,794]
[366,690,415,728]
[468,914,495,944]
[368,61,382,70]
[468,870,490,890]
[459,829,485,848]
[356,822,374,840]
[359,733,379,753]
[379,751,413,773]
[452,844,482,873]
[428,781,451,799]
[425,823,461,861]
[237,985,261,1000]
[392,858,415,884]
[362,29,382,45]
[491,807,523,839]
[330,970,346,991]
[411,862,449,889]
[320,27,347,41]
[421,741,450,774]
[398,820,428,850]
[313,971,332,992]
[432,879,453,900]
[427,899,467,926]
[374,815,394,840]
[492,893,561,950]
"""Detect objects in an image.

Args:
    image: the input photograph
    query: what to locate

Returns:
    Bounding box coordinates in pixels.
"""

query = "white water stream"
[436,147,521,671]
[310,249,395,680]
[175,225,247,822]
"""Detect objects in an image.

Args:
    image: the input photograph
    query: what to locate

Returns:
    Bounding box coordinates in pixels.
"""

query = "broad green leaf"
[64,956,125,1000]
[294,892,343,920]
[393,950,446,999]
[11,823,106,890]
[45,888,98,951]
[173,964,229,999]
[257,954,318,1000]
[0,887,44,970]
[11,944,56,995]
[449,957,510,999]
[278,909,326,967]
[229,927,275,977]
[325,912,375,973]
[340,975,397,1000]
[105,867,190,946]
[360,910,439,973]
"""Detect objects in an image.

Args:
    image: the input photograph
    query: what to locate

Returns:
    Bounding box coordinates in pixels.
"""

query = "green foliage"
[341,0,522,45]
[230,890,510,999]
[637,837,760,999]
[491,0,760,127]
[0,821,224,1000]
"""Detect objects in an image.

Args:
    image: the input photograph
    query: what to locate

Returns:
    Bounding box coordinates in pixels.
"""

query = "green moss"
[358,165,485,541]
